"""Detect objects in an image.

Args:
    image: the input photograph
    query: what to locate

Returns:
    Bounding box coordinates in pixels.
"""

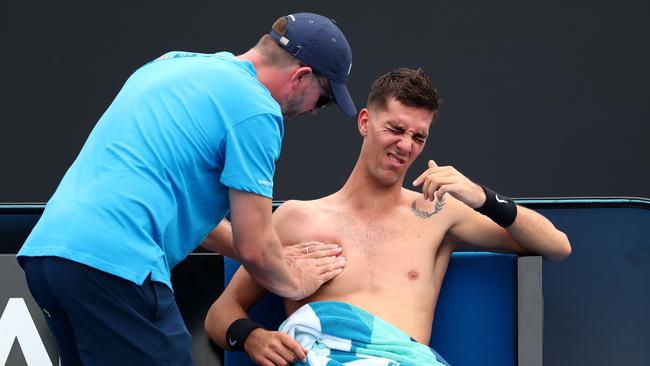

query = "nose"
[395,135,414,153]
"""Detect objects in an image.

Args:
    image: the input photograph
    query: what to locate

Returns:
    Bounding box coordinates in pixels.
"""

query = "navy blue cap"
[270,13,356,116]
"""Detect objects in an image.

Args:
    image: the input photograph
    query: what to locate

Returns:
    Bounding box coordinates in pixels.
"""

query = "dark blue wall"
[539,203,650,365]
[1,1,649,202]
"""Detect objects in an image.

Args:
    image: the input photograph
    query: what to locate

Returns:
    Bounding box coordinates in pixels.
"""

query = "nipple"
[407,270,419,280]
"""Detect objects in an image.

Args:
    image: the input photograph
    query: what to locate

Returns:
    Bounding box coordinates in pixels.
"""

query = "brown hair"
[367,68,440,118]
[253,17,301,68]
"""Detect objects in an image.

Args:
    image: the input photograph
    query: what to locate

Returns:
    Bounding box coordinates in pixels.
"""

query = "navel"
[407,270,419,280]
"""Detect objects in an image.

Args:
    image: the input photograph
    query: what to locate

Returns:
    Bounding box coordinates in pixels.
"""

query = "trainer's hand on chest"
[284,241,346,300]
[284,242,344,263]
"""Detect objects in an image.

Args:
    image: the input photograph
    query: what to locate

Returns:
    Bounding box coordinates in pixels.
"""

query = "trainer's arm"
[229,189,301,298]
[229,190,345,300]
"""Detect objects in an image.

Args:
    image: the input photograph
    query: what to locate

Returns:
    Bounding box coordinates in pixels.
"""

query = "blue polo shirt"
[18,52,284,290]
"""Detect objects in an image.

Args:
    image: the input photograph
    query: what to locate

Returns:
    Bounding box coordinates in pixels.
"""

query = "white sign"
[0,298,53,366]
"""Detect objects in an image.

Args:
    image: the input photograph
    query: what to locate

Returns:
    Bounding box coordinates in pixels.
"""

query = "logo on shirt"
[258,179,273,187]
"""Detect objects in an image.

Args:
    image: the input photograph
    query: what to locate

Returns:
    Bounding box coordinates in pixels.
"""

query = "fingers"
[320,257,347,273]
[250,332,308,366]
[294,254,346,284]
[306,241,341,249]
[265,352,288,366]
[287,243,342,265]
[313,255,346,269]
[292,241,327,249]
[271,343,299,365]
[412,160,472,201]
[279,333,308,363]
[412,159,440,187]
[422,174,454,201]
[412,169,428,187]
[320,267,344,283]
[307,245,342,259]
[316,256,346,283]
[293,242,342,255]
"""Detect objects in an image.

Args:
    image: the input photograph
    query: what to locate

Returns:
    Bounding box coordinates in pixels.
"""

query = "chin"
[374,171,402,187]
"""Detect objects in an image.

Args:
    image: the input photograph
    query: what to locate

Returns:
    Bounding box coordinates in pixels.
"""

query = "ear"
[358,108,370,137]
[290,65,313,88]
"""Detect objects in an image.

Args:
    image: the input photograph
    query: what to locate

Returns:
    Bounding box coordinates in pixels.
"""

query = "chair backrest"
[223,252,516,366]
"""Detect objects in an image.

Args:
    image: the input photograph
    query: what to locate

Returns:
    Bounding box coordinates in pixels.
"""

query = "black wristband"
[475,185,518,227]
[225,318,264,351]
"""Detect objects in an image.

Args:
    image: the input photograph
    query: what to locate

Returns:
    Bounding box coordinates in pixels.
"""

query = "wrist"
[285,281,306,301]
[477,183,487,208]
[225,318,264,352]
[474,185,517,227]
[283,262,307,301]
[242,328,265,353]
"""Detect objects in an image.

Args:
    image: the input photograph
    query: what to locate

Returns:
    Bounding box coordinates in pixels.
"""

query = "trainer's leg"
[151,281,194,365]
[22,256,83,366]
[40,257,194,366]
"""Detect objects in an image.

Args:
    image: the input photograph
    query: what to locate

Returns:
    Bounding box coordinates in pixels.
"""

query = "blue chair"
[224,252,519,366]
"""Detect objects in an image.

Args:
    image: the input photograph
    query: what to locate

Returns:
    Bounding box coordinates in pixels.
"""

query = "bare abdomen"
[285,285,438,344]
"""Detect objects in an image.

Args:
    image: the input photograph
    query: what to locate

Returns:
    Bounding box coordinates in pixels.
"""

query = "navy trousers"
[22,256,194,366]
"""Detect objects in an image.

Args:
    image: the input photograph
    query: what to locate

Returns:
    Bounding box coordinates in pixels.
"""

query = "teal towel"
[279,301,450,366]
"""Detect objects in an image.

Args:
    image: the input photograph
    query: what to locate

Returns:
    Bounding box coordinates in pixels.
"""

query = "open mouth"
[386,152,406,165]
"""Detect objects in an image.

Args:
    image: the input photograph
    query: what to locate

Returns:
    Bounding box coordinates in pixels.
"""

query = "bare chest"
[300,210,448,289]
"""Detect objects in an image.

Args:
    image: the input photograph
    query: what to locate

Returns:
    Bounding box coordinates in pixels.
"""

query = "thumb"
[428,159,438,169]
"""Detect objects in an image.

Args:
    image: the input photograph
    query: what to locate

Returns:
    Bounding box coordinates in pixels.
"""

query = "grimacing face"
[359,98,434,186]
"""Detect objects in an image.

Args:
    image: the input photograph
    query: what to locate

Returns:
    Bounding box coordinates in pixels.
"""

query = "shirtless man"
[204,68,571,366]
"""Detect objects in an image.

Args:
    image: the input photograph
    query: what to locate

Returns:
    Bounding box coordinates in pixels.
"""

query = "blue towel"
[279,301,450,366]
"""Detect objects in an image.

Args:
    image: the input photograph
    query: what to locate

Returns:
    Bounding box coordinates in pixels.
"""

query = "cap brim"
[330,81,357,116]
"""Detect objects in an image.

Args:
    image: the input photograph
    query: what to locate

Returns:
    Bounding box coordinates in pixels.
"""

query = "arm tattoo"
[411,197,446,219]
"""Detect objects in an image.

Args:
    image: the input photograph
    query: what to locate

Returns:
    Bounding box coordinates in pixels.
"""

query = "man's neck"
[237,50,289,100]
[336,162,405,214]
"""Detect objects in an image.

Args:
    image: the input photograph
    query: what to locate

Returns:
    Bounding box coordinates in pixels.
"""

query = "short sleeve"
[220,114,283,198]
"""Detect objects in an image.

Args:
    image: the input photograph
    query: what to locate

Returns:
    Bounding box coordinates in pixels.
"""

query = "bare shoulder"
[273,199,310,218]
[273,198,329,221]
[272,196,337,235]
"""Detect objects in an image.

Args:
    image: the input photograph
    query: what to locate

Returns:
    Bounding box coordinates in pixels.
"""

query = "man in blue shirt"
[18,13,354,365]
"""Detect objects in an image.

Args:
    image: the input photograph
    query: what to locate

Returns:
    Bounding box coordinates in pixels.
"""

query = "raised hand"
[412,159,486,208]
